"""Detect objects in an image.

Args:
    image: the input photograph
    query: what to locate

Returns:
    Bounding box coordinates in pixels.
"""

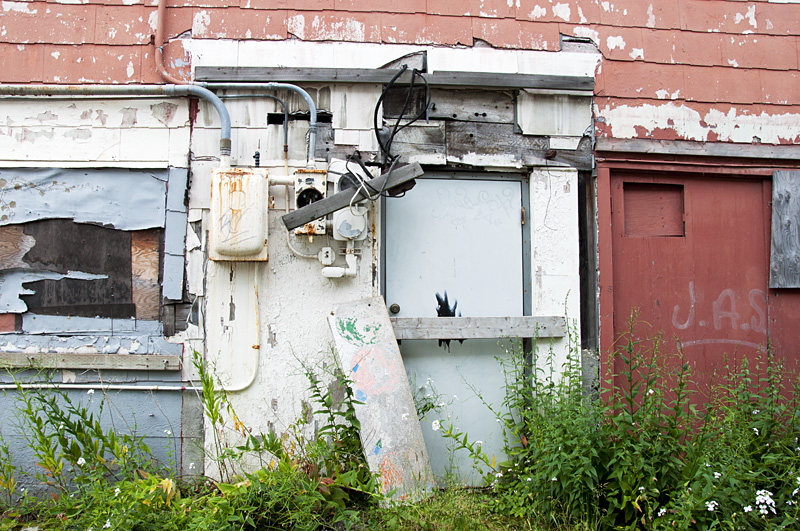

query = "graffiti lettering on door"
[671,282,767,350]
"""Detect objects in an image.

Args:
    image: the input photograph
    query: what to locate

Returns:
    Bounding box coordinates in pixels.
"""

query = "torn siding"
[0,271,107,313]
[0,167,189,336]
[1,316,181,355]
[0,168,166,229]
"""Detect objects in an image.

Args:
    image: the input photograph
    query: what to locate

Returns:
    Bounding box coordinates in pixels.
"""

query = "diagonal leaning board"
[328,296,435,502]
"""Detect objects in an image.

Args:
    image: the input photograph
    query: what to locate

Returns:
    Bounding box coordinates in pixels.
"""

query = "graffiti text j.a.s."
[672,282,767,334]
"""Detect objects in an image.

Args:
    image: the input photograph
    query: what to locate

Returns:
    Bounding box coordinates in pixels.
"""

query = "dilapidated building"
[1,0,798,491]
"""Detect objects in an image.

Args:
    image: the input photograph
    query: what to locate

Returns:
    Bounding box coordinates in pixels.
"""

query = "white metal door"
[384,176,524,485]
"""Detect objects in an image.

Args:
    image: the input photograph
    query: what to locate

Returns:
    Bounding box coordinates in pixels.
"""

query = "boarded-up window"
[8,220,162,319]
[623,182,685,237]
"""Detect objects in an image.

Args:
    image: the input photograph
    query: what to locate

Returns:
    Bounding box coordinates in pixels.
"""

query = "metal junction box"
[209,167,269,261]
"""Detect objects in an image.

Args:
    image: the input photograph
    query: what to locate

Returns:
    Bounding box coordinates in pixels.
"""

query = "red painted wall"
[1,1,797,144]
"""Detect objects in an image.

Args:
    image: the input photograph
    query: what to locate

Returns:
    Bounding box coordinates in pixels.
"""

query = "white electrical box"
[329,159,371,241]
[209,167,269,261]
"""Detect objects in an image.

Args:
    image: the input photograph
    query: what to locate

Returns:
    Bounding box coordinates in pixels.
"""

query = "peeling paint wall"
[0,98,190,168]
[1,0,797,485]
[181,40,588,480]
[1,1,798,146]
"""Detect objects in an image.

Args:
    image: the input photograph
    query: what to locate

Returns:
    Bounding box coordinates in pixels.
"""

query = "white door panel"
[385,177,524,485]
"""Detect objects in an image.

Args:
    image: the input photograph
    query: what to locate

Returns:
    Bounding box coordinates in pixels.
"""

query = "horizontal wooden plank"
[390,316,566,340]
[383,87,516,124]
[196,67,593,91]
[282,162,424,230]
[596,138,800,161]
[0,352,182,371]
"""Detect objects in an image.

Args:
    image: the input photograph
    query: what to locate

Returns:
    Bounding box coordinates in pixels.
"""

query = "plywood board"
[0,226,35,270]
[770,171,800,288]
[328,296,434,502]
[131,230,161,320]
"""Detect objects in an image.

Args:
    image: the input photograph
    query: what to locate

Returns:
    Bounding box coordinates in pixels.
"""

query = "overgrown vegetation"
[443,319,800,530]
[0,353,386,531]
[2,324,799,531]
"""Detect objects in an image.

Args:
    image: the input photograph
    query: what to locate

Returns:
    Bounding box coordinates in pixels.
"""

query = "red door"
[608,173,773,392]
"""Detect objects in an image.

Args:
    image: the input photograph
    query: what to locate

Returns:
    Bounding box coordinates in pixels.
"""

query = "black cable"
[373,65,409,166]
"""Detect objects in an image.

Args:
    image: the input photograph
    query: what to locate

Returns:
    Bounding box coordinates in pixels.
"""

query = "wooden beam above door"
[196,67,594,92]
[390,316,566,340]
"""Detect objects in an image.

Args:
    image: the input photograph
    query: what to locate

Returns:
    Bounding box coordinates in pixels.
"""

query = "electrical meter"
[294,168,327,236]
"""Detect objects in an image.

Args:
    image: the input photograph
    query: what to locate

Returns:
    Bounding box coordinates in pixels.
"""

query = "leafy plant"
[13,382,156,496]
[441,317,800,530]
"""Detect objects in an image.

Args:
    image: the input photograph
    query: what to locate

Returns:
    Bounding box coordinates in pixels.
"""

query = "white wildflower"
[744,505,752,513]
[164,430,172,436]
[714,472,721,479]
[647,389,654,395]
[639,486,645,492]
[753,427,759,435]
[551,476,557,482]
[114,487,120,497]
[527,477,532,482]
[658,507,667,517]
[705,500,718,512]
[103,519,111,528]
[474,440,483,448]
[752,409,760,415]
[431,420,440,431]
[755,489,776,515]
[76,457,86,466]
[87,389,95,395]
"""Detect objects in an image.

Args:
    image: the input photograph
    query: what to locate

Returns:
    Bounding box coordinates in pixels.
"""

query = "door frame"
[380,170,533,318]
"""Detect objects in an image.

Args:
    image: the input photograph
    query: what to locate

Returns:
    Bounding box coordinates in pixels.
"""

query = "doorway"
[383,173,530,484]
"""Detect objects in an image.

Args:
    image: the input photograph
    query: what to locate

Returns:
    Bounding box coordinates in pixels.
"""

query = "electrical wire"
[372,66,431,166]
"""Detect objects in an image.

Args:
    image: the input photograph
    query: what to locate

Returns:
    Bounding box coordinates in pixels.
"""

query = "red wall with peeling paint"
[1,0,797,144]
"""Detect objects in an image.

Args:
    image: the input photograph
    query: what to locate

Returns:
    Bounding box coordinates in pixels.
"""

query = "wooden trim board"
[0,352,182,371]
[596,138,800,161]
[196,67,594,91]
[390,316,566,340]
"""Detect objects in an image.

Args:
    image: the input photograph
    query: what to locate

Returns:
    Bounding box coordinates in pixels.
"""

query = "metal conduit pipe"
[199,82,318,167]
[0,84,232,166]
[155,0,186,86]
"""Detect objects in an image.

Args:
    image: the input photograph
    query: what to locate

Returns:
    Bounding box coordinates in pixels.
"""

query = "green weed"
[441,318,800,530]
